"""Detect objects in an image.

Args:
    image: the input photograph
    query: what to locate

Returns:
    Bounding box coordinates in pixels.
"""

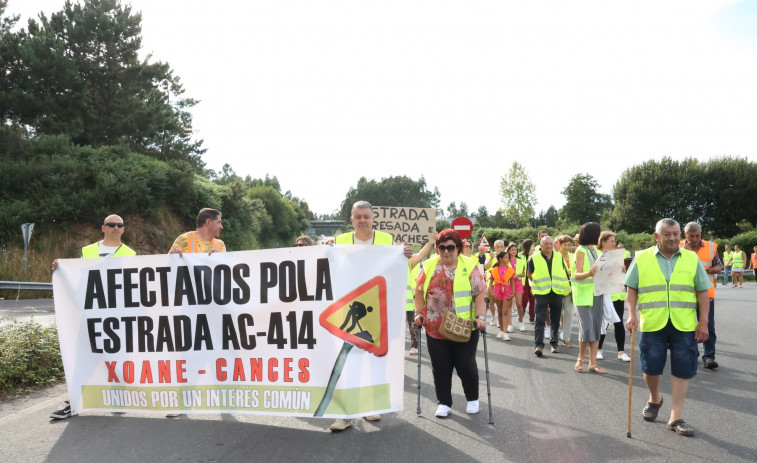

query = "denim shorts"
[639,318,699,379]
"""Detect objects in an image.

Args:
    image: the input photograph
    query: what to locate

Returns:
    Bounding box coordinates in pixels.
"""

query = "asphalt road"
[1,286,755,463]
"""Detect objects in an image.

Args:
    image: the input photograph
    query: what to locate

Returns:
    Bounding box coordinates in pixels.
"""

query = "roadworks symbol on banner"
[319,276,389,357]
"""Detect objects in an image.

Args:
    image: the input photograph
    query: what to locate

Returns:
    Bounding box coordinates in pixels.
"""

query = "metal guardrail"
[0,281,53,291]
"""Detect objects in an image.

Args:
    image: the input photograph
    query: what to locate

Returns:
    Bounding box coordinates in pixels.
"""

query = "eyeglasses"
[105,223,124,228]
[463,244,472,248]
[437,244,457,253]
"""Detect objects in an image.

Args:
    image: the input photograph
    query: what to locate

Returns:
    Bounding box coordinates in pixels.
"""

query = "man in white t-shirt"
[49,214,136,419]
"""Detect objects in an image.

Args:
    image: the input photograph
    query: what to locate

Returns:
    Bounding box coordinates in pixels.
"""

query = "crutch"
[627,328,636,438]
[483,297,494,425]
[416,316,424,415]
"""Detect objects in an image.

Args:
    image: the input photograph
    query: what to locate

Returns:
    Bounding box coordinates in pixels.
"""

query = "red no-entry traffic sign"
[451,217,473,239]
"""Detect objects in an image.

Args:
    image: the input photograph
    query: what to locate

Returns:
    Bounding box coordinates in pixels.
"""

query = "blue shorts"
[639,319,699,379]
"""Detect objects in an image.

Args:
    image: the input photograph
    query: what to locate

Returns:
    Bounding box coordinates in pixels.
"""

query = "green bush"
[0,320,64,398]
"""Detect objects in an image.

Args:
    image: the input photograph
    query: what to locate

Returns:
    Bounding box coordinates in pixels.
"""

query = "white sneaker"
[596,351,604,360]
[618,352,631,362]
[466,400,480,414]
[435,404,451,418]
[329,418,352,431]
[409,347,418,355]
[519,322,526,332]
[503,333,511,341]
[489,319,497,326]
[506,325,513,333]
[544,327,551,339]
[497,331,506,339]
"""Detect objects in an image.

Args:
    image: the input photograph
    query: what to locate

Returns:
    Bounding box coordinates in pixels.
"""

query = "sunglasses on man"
[105,223,124,228]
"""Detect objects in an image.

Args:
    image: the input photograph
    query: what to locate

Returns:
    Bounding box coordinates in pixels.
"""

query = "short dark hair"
[197,208,221,228]
[578,222,601,246]
[436,229,463,253]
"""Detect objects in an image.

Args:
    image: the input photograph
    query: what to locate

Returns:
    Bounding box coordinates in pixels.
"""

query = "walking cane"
[627,328,636,438]
[483,297,494,425]
[416,316,424,415]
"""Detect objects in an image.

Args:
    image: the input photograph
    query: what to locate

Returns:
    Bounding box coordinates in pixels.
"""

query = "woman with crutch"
[413,229,487,418]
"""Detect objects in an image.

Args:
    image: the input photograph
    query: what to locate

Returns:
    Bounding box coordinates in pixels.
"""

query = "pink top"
[416,262,486,340]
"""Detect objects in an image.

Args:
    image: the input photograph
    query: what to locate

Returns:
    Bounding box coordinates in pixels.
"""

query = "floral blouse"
[416,262,486,340]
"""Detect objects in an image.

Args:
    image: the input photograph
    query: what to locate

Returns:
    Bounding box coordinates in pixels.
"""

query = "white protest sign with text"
[593,249,626,296]
[372,206,435,244]
[52,246,406,419]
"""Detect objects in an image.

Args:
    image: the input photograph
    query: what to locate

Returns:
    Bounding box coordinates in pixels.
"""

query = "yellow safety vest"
[81,242,136,258]
[335,230,394,245]
[407,263,421,311]
[530,252,570,296]
[723,250,733,267]
[731,250,745,269]
[422,255,475,319]
[636,247,699,332]
[515,254,527,284]
[571,245,595,305]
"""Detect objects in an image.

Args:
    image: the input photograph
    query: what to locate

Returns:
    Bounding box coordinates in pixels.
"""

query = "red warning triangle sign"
[319,276,389,357]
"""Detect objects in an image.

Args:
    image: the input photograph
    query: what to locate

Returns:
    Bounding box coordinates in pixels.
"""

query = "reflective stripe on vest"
[81,242,137,258]
[636,247,699,332]
[422,255,475,319]
[335,231,394,245]
[185,232,220,254]
[571,245,595,305]
[681,239,717,299]
[530,253,570,296]
[407,264,421,311]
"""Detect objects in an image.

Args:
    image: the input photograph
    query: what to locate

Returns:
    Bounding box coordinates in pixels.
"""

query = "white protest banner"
[593,249,626,296]
[372,206,435,244]
[52,245,407,418]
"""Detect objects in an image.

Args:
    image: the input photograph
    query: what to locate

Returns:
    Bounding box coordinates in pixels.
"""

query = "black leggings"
[598,299,626,351]
[426,330,480,406]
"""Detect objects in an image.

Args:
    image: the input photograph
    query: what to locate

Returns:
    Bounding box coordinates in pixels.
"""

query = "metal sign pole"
[21,223,35,275]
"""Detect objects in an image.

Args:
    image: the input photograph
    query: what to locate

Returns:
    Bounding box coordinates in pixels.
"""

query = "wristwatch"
[476,315,486,321]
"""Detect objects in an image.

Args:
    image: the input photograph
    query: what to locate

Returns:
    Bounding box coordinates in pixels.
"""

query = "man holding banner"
[169,208,226,256]
[330,200,413,431]
[49,214,136,420]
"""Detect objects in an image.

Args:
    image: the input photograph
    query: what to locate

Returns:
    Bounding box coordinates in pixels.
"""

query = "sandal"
[574,360,584,372]
[588,365,606,374]
[563,340,576,348]
[642,397,663,421]
[667,418,694,436]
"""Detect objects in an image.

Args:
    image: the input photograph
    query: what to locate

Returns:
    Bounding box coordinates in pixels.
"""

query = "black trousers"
[534,291,563,347]
[426,330,480,406]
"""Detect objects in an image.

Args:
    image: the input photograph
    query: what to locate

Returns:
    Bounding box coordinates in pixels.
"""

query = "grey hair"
[683,222,701,234]
[655,218,679,234]
[351,200,373,214]
[494,239,505,247]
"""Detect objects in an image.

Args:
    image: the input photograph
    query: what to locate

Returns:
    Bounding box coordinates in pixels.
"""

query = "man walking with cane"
[624,218,711,437]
